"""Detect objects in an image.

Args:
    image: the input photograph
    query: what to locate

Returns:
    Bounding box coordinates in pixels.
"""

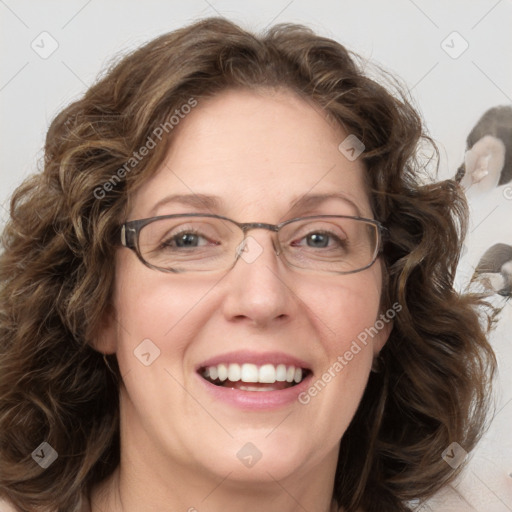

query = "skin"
[91,88,391,512]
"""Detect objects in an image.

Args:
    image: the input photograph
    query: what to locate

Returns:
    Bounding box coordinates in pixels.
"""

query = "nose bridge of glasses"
[237,221,282,256]
[239,222,280,233]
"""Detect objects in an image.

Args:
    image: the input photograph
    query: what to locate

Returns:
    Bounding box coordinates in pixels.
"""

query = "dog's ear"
[460,135,505,193]
[460,105,512,192]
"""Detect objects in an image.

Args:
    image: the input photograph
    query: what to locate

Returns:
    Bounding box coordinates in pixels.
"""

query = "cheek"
[305,268,382,349]
[293,271,382,446]
[110,258,228,429]
[111,253,217,372]
[298,267,383,408]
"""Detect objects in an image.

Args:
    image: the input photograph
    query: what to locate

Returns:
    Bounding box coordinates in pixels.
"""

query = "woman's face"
[103,88,390,486]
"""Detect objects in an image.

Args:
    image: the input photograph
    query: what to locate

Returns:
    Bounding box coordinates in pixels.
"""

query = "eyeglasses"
[119,213,386,274]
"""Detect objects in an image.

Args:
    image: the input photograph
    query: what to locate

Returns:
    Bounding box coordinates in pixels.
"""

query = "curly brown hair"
[0,17,497,512]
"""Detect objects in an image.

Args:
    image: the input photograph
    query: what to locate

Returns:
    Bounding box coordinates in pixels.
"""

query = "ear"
[89,302,118,355]
[371,305,397,358]
[373,318,392,356]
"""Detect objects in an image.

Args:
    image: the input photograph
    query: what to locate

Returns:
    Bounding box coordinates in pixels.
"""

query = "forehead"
[129,88,372,220]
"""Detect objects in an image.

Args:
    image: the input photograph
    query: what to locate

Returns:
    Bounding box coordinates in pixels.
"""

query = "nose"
[219,231,295,328]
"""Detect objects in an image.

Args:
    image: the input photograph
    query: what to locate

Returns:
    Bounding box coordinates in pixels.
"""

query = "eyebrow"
[148,192,362,218]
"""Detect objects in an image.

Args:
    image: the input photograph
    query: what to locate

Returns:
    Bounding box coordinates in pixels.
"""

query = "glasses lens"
[279,217,379,273]
[138,216,242,272]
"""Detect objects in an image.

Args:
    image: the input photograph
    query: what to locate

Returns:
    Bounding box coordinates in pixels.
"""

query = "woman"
[0,17,497,512]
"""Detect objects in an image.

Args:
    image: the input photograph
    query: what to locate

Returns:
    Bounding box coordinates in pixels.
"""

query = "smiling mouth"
[199,363,311,391]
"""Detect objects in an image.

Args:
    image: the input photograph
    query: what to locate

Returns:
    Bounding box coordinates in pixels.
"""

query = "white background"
[1,1,511,510]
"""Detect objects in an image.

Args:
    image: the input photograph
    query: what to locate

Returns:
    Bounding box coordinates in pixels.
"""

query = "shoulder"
[0,496,72,512]
[0,497,19,512]
[422,486,472,510]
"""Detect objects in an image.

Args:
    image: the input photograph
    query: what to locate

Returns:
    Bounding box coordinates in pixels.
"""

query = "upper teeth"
[202,363,304,384]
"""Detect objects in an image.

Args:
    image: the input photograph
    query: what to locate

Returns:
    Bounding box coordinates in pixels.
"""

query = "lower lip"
[196,372,313,410]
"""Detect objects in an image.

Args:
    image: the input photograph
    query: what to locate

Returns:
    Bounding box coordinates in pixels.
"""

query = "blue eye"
[174,232,202,247]
[292,230,346,249]
[306,232,330,248]
[162,230,211,249]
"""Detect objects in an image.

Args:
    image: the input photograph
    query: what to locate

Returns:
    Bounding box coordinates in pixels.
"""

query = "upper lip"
[196,350,313,372]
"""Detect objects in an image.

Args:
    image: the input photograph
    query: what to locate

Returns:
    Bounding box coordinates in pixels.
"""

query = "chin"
[191,427,331,483]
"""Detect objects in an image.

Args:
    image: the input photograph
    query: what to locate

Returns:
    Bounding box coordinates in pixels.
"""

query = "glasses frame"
[119,213,387,274]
